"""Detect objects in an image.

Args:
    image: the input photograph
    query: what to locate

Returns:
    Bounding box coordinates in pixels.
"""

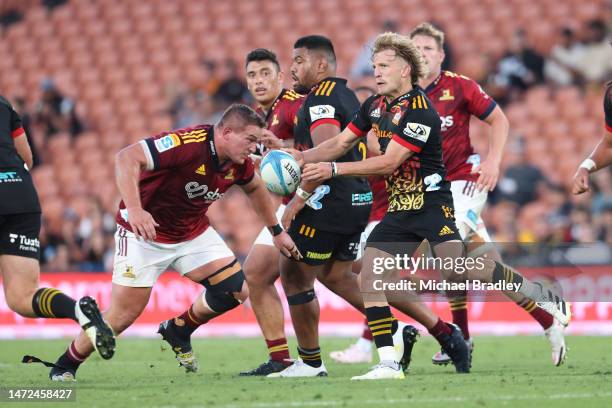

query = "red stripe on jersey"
[392,134,422,153]
[347,122,368,137]
[11,127,25,138]
[310,118,340,132]
[606,122,612,132]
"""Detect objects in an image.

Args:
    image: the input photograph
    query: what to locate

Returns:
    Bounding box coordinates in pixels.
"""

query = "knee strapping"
[200,259,245,314]
[204,289,241,314]
[287,289,316,305]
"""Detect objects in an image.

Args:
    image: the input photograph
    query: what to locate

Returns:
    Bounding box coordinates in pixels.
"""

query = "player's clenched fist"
[126,207,159,241]
[571,167,591,195]
[273,231,303,260]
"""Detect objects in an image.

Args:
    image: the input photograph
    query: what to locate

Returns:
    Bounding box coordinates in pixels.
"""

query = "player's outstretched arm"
[240,173,302,260]
[115,142,159,240]
[284,126,360,167]
[302,139,412,182]
[572,129,612,195]
[474,105,509,192]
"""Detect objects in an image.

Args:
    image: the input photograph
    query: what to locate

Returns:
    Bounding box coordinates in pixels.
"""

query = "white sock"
[519,280,542,301]
[356,337,372,353]
[377,346,396,363]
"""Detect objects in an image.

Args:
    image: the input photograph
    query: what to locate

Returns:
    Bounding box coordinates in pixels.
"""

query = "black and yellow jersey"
[349,86,448,213]
[0,95,40,215]
[293,77,371,234]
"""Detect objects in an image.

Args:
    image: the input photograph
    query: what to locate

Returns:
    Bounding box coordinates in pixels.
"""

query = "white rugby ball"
[260,150,301,196]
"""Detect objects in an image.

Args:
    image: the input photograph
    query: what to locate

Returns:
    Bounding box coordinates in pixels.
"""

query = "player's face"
[372,50,409,97]
[412,35,444,75]
[246,60,283,105]
[290,47,317,94]
[226,124,261,164]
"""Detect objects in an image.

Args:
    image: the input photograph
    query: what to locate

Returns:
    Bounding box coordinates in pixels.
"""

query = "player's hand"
[571,167,590,195]
[273,230,303,260]
[302,162,332,183]
[281,148,304,168]
[281,195,307,230]
[126,207,159,241]
[261,129,284,150]
[472,158,500,192]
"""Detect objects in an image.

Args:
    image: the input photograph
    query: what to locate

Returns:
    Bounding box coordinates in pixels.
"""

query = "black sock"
[365,306,394,349]
[32,288,77,321]
[298,346,322,368]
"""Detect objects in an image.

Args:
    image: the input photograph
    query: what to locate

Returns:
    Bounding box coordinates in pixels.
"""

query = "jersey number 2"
[424,173,442,192]
[306,185,331,210]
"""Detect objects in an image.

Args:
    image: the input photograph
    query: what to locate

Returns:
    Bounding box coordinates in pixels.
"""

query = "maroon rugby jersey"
[368,175,388,223]
[424,71,496,182]
[116,125,254,243]
[256,88,304,205]
[256,88,304,142]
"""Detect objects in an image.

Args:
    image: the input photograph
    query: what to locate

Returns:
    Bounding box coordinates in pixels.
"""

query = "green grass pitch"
[0,336,610,408]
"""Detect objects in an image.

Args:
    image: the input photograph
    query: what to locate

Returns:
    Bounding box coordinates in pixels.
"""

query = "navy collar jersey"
[348,86,449,213]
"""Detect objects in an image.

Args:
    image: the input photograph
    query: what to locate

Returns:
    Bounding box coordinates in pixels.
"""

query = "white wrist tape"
[579,158,597,172]
[295,187,312,200]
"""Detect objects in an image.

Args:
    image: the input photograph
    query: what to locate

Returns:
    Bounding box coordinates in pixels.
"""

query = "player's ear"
[221,125,233,139]
[401,63,411,80]
[277,70,284,84]
[317,55,328,74]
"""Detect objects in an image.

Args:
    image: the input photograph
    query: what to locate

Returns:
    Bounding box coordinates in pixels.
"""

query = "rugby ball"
[260,150,301,196]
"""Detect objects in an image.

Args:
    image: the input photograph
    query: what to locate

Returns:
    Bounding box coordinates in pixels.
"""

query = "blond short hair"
[372,32,427,84]
[409,22,445,50]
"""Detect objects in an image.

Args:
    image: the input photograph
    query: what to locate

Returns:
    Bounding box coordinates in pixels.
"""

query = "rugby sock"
[298,346,322,368]
[517,299,553,330]
[56,340,90,371]
[491,261,544,301]
[428,318,453,346]
[449,293,470,340]
[365,306,397,362]
[173,305,205,337]
[31,288,77,320]
[266,338,291,365]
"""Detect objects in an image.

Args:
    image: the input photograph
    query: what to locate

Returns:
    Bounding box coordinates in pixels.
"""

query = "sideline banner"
[0,269,610,338]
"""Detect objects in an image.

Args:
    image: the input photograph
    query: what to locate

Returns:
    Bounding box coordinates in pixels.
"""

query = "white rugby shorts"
[356,220,381,260]
[450,180,492,242]
[112,225,235,287]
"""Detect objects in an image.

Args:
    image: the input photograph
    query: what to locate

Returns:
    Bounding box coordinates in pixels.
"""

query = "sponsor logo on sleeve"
[309,105,335,122]
[154,134,180,153]
[402,122,431,143]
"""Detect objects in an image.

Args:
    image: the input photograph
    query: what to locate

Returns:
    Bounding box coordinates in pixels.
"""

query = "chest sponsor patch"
[402,122,431,143]
[309,105,335,122]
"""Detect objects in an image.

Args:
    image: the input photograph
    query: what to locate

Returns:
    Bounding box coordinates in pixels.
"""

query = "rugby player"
[240,48,304,375]
[572,81,612,194]
[0,95,114,372]
[47,104,300,381]
[296,33,571,379]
